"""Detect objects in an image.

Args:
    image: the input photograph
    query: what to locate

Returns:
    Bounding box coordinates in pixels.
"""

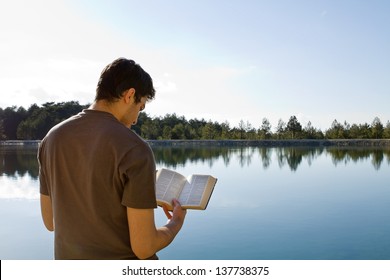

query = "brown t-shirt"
[38,109,157,259]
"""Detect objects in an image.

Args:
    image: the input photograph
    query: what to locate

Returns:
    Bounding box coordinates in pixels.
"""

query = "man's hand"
[163,199,187,226]
[127,199,187,259]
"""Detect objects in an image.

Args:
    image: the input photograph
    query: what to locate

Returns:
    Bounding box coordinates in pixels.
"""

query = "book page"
[156,169,187,204]
[178,175,211,207]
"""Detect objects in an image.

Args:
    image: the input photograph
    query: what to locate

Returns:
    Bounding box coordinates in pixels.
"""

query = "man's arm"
[127,199,186,259]
[40,194,54,231]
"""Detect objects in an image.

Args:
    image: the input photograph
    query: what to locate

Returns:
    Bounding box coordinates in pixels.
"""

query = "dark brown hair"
[95,58,155,103]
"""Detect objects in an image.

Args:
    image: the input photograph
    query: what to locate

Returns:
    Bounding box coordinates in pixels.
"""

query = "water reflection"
[2,144,390,260]
[0,146,40,199]
[0,146,39,178]
[327,147,390,170]
[0,174,38,199]
[152,146,233,168]
[154,146,390,171]
[1,146,390,184]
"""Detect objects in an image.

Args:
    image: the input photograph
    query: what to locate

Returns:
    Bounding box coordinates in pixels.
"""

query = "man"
[38,58,186,259]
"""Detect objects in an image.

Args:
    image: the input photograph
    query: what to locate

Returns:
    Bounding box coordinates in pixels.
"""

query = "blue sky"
[1,0,389,131]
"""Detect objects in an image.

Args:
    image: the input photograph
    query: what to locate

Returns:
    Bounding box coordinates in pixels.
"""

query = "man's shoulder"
[122,130,152,152]
[42,112,82,138]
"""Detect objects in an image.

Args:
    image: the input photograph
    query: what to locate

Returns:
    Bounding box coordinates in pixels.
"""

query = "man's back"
[38,109,157,259]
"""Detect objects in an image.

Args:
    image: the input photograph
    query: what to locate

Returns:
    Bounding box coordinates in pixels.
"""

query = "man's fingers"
[162,204,172,219]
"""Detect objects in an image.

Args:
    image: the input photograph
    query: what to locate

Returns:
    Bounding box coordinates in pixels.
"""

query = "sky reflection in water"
[1,145,389,259]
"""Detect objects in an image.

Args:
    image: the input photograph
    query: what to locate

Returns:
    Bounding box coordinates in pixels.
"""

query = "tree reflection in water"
[1,145,389,180]
[153,146,390,171]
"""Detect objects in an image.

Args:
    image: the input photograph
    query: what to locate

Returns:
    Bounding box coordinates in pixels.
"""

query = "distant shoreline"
[147,139,390,147]
[0,140,41,146]
[2,139,390,147]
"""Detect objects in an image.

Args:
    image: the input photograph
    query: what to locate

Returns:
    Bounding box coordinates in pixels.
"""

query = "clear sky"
[1,0,389,131]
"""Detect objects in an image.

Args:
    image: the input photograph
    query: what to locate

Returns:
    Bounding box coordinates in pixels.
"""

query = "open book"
[156,168,217,210]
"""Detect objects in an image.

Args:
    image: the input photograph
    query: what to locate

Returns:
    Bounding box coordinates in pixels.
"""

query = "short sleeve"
[37,140,50,196]
[120,142,157,209]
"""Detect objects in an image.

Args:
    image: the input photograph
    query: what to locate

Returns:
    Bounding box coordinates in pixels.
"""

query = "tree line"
[0,102,389,140]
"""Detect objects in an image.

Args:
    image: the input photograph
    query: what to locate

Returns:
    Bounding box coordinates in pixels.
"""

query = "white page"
[178,175,209,206]
[156,169,186,203]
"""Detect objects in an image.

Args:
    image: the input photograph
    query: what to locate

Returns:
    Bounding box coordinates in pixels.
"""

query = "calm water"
[1,145,390,260]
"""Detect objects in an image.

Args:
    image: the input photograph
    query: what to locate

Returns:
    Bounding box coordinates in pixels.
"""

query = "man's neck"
[89,100,119,119]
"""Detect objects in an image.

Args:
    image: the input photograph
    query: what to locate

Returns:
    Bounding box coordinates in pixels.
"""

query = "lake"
[1,144,390,260]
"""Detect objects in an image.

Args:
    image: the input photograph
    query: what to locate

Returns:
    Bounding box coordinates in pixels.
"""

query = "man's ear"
[123,88,136,104]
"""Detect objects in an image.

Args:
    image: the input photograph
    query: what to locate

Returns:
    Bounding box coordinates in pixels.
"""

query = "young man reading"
[38,58,186,259]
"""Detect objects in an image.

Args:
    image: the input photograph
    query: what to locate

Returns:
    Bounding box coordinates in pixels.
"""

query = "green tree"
[188,118,207,139]
[349,123,360,139]
[201,122,215,139]
[358,123,371,139]
[161,126,172,139]
[238,120,246,139]
[258,117,272,139]
[303,121,316,139]
[16,101,87,140]
[245,121,257,140]
[303,122,324,139]
[286,116,302,139]
[141,118,159,139]
[275,119,286,139]
[371,117,384,139]
[220,121,231,139]
[171,123,186,139]
[326,119,345,139]
[383,121,390,139]
[0,120,6,140]
[342,121,351,139]
[1,106,27,139]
